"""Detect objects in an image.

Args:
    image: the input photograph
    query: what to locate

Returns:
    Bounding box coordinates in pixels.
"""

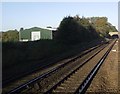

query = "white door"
[31,31,41,41]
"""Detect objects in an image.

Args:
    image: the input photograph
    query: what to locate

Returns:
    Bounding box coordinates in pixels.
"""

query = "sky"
[118,1,120,31]
[1,2,118,31]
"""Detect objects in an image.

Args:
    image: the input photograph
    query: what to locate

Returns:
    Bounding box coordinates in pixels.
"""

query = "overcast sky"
[1,2,118,31]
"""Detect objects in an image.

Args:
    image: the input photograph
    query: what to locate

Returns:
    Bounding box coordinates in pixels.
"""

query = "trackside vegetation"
[2,16,118,82]
[55,16,100,44]
[2,30,19,42]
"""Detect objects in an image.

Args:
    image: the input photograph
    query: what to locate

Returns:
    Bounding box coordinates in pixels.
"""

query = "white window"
[31,31,41,41]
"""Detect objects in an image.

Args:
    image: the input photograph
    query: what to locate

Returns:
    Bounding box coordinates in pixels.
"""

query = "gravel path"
[118,39,120,92]
[87,39,119,93]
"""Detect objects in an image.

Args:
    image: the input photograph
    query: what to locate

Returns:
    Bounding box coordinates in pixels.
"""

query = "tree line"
[55,15,118,44]
[2,30,19,42]
[2,16,118,42]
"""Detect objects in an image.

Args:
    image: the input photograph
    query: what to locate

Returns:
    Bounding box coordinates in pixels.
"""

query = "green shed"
[19,27,52,41]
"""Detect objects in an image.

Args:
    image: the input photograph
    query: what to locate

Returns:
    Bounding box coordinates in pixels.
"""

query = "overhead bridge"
[109,32,119,38]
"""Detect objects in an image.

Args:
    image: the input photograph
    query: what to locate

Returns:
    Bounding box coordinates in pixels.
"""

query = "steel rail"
[6,43,103,94]
[74,39,116,94]
[3,40,103,87]
[44,43,109,94]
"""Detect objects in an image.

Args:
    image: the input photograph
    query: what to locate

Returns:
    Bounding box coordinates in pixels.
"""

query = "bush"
[55,16,100,44]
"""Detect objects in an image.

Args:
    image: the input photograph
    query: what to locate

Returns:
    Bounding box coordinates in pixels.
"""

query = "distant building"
[19,27,53,41]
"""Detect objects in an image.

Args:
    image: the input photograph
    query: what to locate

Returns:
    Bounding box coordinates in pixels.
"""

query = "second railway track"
[45,40,116,94]
[3,39,116,94]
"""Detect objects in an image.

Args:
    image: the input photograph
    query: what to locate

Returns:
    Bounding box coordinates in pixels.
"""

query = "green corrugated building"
[19,27,52,41]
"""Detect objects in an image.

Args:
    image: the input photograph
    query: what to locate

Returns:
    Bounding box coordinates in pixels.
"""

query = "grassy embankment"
[3,38,104,83]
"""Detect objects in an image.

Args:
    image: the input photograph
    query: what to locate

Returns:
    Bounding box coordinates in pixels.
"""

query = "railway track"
[3,39,103,87]
[3,39,115,94]
[46,40,116,94]
[3,42,103,93]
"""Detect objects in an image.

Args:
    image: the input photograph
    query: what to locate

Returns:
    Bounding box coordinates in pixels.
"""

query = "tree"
[46,26,52,28]
[56,16,100,44]
[20,28,24,31]
[88,17,118,38]
[56,16,81,43]
[2,30,19,42]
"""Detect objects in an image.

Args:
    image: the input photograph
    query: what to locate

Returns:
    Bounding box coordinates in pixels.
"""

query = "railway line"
[3,39,116,94]
[50,40,116,94]
[3,39,103,87]
[3,41,103,93]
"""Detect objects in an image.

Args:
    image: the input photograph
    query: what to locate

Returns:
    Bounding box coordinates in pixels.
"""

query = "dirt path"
[87,39,119,93]
[118,39,120,92]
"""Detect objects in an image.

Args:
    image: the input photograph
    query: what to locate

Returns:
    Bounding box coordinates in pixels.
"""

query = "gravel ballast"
[87,39,119,93]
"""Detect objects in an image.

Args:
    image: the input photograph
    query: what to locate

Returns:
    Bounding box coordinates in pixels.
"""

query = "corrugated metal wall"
[20,27,52,41]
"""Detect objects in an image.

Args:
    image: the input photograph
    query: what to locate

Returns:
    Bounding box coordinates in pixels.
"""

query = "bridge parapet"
[109,32,119,36]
